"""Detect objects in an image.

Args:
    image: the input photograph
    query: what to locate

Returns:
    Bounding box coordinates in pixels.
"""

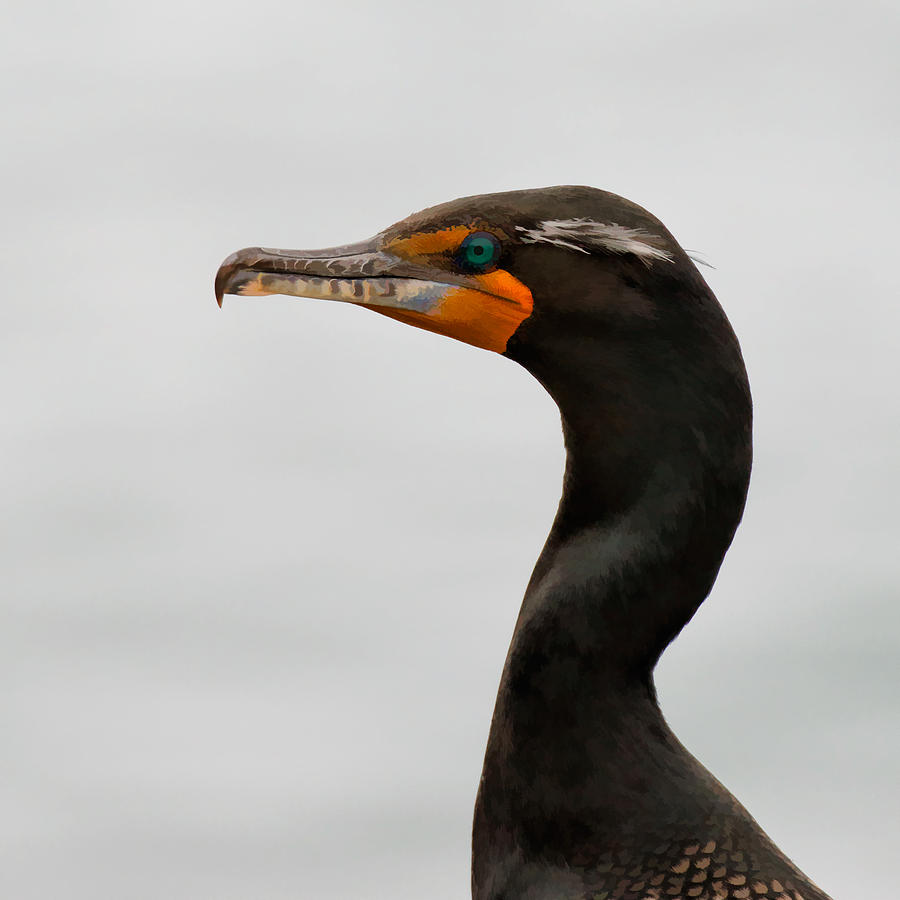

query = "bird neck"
[512,299,753,675]
[472,428,748,896]
[474,294,753,896]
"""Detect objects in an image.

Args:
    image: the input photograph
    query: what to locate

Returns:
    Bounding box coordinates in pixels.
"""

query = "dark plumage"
[216,187,833,900]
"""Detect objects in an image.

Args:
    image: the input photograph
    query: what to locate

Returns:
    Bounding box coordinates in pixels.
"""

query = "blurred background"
[2,1,897,897]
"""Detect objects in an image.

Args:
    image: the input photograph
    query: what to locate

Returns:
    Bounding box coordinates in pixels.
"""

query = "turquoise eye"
[458,232,501,272]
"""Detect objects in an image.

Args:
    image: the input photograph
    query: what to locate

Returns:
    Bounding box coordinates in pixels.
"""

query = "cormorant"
[215,186,833,900]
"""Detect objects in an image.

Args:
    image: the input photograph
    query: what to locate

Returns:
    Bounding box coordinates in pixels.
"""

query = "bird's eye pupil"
[459,232,500,272]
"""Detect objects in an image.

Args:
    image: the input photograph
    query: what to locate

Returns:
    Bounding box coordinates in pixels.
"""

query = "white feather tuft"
[515,219,674,265]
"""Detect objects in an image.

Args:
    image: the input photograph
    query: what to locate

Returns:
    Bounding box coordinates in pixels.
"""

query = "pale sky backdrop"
[2,2,898,898]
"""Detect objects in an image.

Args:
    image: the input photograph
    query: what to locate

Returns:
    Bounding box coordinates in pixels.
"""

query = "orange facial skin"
[383,226,533,353]
[387,225,477,260]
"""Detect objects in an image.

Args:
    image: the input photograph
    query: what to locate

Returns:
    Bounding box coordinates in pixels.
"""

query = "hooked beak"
[214,235,533,353]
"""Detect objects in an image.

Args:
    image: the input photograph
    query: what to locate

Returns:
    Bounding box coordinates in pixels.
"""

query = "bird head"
[215,185,695,357]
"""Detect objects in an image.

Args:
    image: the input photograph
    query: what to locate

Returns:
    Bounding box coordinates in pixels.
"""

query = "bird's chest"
[477,835,826,900]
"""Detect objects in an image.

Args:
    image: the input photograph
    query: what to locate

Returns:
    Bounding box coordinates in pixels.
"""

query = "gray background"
[3,2,897,898]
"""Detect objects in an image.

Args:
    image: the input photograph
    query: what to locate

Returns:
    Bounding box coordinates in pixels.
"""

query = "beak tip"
[214,277,226,307]
[215,247,265,308]
[214,265,228,308]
